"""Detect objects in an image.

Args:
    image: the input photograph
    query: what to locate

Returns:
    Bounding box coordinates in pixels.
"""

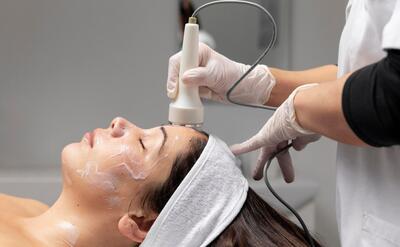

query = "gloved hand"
[167,43,276,105]
[230,83,321,182]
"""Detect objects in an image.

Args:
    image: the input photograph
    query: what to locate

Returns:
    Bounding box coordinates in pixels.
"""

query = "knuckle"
[199,42,210,53]
[168,53,180,64]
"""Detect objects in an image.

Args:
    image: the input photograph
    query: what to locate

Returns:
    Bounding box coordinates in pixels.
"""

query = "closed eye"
[139,138,146,150]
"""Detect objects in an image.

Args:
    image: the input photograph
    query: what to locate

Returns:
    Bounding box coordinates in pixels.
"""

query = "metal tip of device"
[188,17,197,24]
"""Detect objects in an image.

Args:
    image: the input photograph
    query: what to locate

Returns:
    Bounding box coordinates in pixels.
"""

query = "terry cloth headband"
[141,135,249,247]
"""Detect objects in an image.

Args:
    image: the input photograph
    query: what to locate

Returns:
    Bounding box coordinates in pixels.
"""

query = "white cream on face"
[104,130,177,181]
[106,196,124,210]
[94,136,104,147]
[76,161,117,192]
[75,125,181,208]
[109,154,170,180]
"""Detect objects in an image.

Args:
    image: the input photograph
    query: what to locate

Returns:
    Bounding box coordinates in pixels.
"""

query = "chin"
[61,142,88,171]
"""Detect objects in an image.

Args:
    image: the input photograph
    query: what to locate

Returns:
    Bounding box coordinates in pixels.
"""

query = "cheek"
[67,144,143,192]
[102,145,146,180]
[61,143,120,193]
[61,143,145,210]
[110,145,172,181]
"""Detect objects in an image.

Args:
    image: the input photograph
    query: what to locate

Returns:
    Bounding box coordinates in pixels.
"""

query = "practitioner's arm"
[266,65,338,106]
[167,43,338,108]
[295,50,400,146]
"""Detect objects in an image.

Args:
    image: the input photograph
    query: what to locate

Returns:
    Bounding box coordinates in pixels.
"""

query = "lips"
[84,131,94,148]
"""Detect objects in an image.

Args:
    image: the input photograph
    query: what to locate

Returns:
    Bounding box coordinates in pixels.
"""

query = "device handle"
[168,18,204,126]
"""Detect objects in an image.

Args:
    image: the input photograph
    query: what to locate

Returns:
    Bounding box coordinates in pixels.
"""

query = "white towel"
[141,135,248,247]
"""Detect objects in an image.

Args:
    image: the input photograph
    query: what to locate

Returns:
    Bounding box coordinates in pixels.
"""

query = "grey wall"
[0,0,347,246]
[0,0,179,169]
[194,0,293,67]
[290,1,347,246]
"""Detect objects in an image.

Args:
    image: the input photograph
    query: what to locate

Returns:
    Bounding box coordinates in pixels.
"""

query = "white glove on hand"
[167,43,276,105]
[230,83,321,182]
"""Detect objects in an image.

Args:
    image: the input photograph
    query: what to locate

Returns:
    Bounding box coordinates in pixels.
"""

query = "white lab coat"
[337,0,400,246]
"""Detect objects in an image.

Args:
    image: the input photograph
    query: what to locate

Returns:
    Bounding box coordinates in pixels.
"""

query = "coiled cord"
[192,0,277,110]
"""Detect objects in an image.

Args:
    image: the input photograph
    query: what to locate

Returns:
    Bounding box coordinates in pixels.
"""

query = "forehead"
[165,125,200,136]
[143,125,203,183]
[148,125,201,140]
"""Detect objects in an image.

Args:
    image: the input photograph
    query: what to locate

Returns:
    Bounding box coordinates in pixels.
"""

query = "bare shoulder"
[0,193,49,217]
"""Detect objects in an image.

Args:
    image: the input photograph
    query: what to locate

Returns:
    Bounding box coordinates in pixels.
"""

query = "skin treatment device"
[168,17,204,129]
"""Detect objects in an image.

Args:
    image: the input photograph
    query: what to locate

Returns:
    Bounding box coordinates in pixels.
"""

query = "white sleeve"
[382,0,400,49]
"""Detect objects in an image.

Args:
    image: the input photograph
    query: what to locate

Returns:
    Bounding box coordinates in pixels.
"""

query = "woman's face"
[61,117,204,211]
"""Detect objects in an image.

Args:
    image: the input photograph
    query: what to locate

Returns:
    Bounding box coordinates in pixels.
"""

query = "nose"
[109,117,141,138]
[110,117,129,138]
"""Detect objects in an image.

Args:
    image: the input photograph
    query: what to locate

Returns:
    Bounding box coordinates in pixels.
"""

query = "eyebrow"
[159,126,168,154]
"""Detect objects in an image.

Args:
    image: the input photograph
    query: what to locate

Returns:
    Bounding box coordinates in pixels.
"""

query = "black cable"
[264,143,315,247]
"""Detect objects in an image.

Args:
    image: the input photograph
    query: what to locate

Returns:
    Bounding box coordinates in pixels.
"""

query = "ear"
[118,213,157,243]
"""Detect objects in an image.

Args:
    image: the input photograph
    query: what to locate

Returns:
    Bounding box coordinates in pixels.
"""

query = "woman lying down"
[0,117,321,247]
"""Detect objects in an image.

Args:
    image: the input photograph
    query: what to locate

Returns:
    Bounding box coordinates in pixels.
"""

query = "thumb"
[182,67,212,87]
[167,81,178,99]
[166,53,181,99]
[230,134,265,156]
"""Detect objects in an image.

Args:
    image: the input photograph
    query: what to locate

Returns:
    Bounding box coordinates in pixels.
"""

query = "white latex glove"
[230,83,321,182]
[167,43,276,105]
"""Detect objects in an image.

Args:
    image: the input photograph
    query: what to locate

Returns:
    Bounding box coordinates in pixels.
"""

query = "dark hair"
[141,133,321,247]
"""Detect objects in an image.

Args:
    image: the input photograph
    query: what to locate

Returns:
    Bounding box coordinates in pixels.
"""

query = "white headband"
[141,135,249,247]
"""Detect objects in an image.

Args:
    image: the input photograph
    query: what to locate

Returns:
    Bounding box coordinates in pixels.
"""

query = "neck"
[20,189,134,247]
